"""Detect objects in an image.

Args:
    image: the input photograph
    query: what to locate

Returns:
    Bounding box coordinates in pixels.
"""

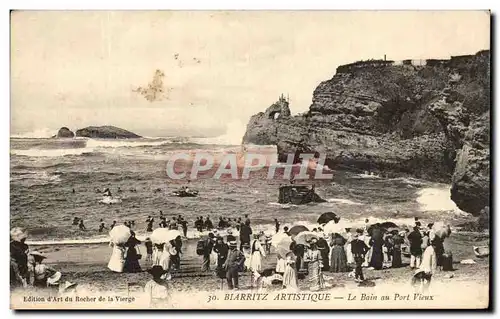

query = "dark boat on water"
[172,189,199,197]
[278,185,325,205]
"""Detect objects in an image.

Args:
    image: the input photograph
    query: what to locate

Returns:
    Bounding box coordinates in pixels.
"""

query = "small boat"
[473,245,489,258]
[172,190,198,197]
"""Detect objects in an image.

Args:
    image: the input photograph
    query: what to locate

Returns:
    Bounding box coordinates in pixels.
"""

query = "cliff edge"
[243,51,490,216]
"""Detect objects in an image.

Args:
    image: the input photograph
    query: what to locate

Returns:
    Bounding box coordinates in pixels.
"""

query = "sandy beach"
[24,231,489,294]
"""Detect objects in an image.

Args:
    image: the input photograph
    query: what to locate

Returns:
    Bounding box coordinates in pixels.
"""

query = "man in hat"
[408,226,423,269]
[274,218,280,234]
[226,230,236,243]
[351,229,369,283]
[213,236,229,269]
[223,241,245,290]
[201,233,215,272]
[239,220,252,251]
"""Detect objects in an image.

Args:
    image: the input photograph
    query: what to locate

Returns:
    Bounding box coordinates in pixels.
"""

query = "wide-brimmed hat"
[59,281,78,293]
[148,265,168,276]
[30,251,47,259]
[47,271,62,285]
[229,241,237,247]
[10,227,28,242]
[308,238,318,244]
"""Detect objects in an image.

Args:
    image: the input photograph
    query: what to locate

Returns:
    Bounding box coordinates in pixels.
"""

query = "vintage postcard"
[10,10,490,310]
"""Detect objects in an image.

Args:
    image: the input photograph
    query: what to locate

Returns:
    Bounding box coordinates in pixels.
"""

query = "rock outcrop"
[55,127,74,138]
[243,50,490,215]
[75,126,141,139]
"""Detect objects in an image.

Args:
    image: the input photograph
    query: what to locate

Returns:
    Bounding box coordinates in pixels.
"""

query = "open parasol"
[10,227,28,242]
[379,221,398,229]
[323,220,347,235]
[271,232,290,247]
[288,225,309,236]
[293,231,319,246]
[317,212,338,225]
[433,225,451,239]
[109,225,131,245]
[275,236,293,258]
[165,229,182,242]
[151,228,172,245]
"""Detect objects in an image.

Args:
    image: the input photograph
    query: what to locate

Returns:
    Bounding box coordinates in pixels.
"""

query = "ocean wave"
[85,138,174,149]
[11,128,57,139]
[416,186,464,212]
[10,171,62,185]
[10,148,95,157]
[324,198,363,205]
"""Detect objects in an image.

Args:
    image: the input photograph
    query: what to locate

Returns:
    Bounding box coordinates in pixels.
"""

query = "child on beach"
[144,266,172,308]
[145,238,153,263]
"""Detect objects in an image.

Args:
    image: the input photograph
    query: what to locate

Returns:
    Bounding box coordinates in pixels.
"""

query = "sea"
[10,134,471,245]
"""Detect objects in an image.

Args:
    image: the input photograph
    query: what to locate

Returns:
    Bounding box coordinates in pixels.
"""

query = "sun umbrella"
[271,232,290,247]
[288,225,309,236]
[434,225,451,239]
[109,225,131,245]
[293,231,319,246]
[379,221,398,229]
[165,229,183,242]
[275,236,293,258]
[150,228,172,245]
[317,212,338,225]
[323,220,347,235]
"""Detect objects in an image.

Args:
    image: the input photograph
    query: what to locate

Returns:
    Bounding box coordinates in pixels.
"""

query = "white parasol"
[323,220,348,235]
[165,229,182,242]
[109,225,131,245]
[271,232,290,247]
[151,228,171,244]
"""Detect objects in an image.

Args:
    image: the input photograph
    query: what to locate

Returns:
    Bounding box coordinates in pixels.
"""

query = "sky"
[10,11,490,138]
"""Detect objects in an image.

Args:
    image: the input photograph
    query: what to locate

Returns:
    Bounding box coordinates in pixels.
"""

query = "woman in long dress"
[282,253,298,290]
[144,266,172,308]
[124,233,142,273]
[369,229,384,270]
[345,232,354,264]
[108,242,127,273]
[249,235,266,287]
[303,239,325,291]
[152,243,170,272]
[391,232,404,268]
[330,234,348,273]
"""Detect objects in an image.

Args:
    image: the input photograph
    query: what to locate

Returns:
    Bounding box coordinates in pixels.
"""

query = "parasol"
[379,221,398,229]
[271,232,289,247]
[293,231,319,246]
[150,228,172,245]
[317,212,338,225]
[288,225,309,236]
[275,236,293,258]
[323,220,347,235]
[433,225,451,239]
[165,229,182,242]
[109,225,131,245]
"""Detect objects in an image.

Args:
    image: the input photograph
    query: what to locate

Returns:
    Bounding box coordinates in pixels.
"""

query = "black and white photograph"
[9,10,491,309]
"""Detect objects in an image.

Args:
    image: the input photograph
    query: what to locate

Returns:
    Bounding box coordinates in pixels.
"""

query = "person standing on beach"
[159,217,167,228]
[145,238,153,263]
[204,217,213,231]
[274,219,280,233]
[351,229,369,282]
[144,266,171,308]
[235,218,242,231]
[412,239,437,292]
[244,214,251,226]
[239,220,252,251]
[124,232,142,273]
[223,241,245,290]
[249,234,266,287]
[179,219,188,237]
[10,227,29,289]
[213,236,229,269]
[201,233,215,272]
[110,220,117,230]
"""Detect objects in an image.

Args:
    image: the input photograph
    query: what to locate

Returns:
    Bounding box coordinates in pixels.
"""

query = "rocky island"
[75,126,142,139]
[243,50,490,216]
[55,127,75,138]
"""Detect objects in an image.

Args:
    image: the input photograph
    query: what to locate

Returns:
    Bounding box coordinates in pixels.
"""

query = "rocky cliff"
[75,126,141,139]
[243,51,490,216]
[55,127,74,138]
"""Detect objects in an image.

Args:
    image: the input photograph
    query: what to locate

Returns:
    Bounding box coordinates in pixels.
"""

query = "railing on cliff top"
[336,51,490,74]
